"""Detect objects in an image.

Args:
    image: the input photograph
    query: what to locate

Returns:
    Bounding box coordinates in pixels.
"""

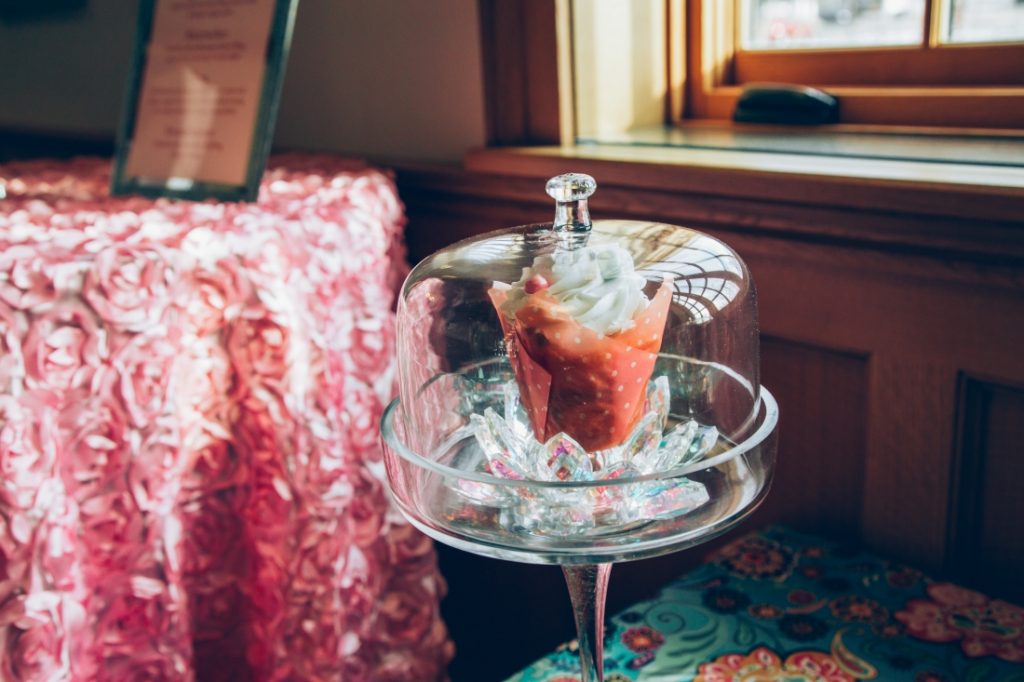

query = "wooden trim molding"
[687,0,1024,128]
[947,375,991,577]
[735,44,1024,88]
[463,145,1024,227]
[478,0,572,145]
[666,0,686,122]
[946,376,1024,602]
[397,151,1024,317]
[695,86,1024,129]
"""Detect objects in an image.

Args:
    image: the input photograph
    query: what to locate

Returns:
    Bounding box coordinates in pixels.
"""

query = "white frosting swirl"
[503,244,649,335]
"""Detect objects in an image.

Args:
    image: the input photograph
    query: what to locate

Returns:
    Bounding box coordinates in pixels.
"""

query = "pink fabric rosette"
[0,392,60,512]
[0,244,70,312]
[0,303,26,394]
[22,301,104,394]
[0,156,451,681]
[83,243,174,333]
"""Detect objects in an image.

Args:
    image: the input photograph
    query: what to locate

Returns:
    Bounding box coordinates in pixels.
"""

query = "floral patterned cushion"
[509,526,1024,682]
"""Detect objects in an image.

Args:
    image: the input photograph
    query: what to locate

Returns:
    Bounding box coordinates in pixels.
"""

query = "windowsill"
[463,136,1024,223]
[579,123,1024,168]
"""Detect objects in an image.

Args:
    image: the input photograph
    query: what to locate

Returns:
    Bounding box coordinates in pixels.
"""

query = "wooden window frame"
[478,0,574,146]
[478,0,1024,143]
[688,0,1024,129]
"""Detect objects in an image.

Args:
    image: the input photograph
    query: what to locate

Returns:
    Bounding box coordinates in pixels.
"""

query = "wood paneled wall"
[949,379,1024,604]
[394,161,1024,679]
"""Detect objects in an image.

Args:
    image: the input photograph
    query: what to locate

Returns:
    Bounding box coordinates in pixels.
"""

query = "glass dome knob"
[546,172,597,202]
[546,172,596,233]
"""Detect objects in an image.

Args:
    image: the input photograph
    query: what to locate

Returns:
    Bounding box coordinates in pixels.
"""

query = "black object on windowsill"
[733,84,840,125]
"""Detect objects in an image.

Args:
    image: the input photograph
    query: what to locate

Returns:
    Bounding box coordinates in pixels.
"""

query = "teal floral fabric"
[508,526,1024,681]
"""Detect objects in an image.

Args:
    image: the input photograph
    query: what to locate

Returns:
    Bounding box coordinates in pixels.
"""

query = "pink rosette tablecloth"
[0,156,452,681]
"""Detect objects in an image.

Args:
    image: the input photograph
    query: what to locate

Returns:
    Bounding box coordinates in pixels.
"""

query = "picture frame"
[111,0,298,202]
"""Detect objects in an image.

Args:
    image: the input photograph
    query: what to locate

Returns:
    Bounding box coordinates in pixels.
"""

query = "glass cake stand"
[382,174,778,681]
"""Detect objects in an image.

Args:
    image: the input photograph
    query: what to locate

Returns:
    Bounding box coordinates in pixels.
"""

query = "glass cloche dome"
[382,174,777,565]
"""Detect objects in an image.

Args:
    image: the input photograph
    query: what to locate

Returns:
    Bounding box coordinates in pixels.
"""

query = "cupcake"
[490,243,672,452]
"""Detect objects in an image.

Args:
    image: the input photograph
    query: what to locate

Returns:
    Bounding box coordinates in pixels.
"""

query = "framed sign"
[112,0,298,202]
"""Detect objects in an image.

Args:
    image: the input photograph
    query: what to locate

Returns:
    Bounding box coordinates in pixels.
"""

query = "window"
[688,0,1024,128]
[479,0,1024,148]
[743,0,1024,49]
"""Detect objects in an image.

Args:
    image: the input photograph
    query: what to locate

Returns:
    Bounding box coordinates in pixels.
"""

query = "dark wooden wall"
[394,161,1024,680]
